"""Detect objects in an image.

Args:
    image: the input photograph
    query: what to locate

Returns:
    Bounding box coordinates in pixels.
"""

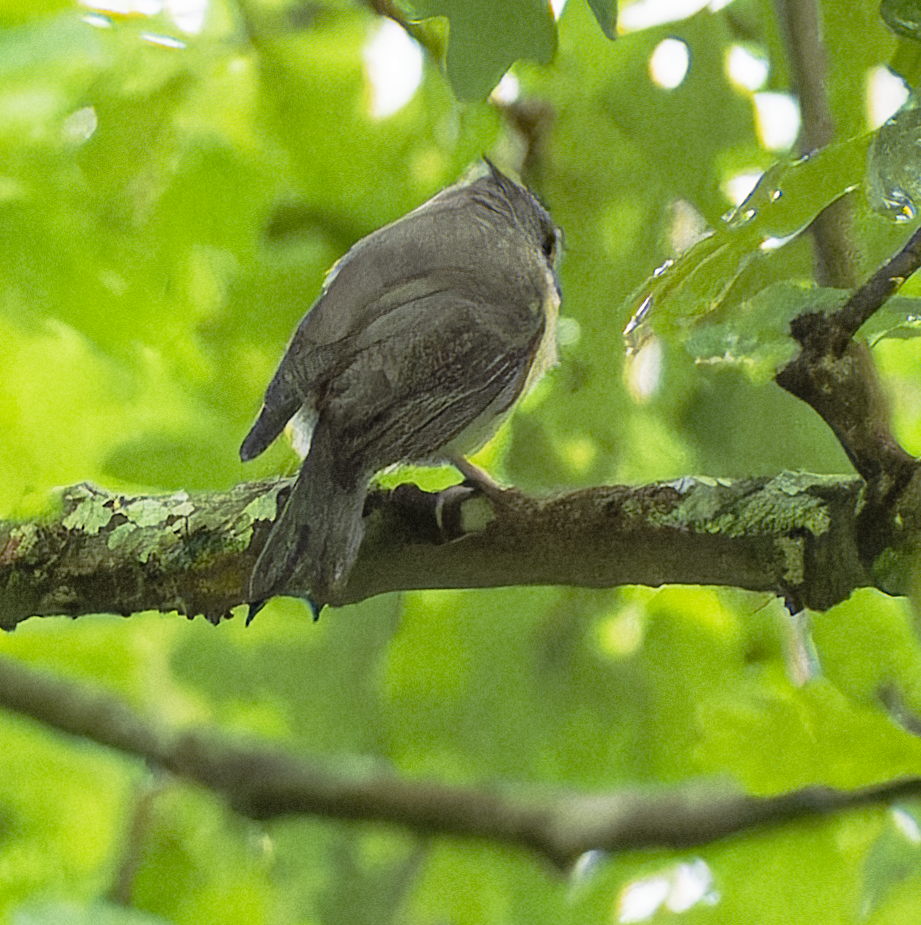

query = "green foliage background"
[4,0,921,921]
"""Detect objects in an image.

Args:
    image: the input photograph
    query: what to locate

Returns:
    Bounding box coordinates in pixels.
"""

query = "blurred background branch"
[3,653,921,871]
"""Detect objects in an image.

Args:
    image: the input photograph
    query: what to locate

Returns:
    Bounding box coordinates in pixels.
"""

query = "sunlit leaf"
[624,133,873,336]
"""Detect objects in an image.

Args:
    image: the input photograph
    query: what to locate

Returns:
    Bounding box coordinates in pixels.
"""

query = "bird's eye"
[541,228,557,260]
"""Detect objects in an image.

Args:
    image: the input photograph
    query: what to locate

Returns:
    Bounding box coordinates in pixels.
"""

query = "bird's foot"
[449,455,506,502]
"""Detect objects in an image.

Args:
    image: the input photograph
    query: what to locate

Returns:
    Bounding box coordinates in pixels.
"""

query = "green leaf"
[585,0,617,40]
[625,132,873,334]
[881,0,921,40]
[409,0,557,99]
[0,0,72,26]
[682,281,921,380]
[683,281,843,379]
[889,37,921,84]
[867,95,921,219]
[861,296,921,342]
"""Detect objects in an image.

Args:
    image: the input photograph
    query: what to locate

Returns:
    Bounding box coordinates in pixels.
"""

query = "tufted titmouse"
[241,161,561,610]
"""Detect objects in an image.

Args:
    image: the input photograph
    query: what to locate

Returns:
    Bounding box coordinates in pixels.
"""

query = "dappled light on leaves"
[593,603,647,659]
[490,71,521,104]
[61,105,98,143]
[725,43,769,92]
[666,198,708,254]
[617,859,720,922]
[620,0,712,31]
[363,19,423,119]
[625,334,663,400]
[722,170,762,206]
[866,64,910,129]
[648,38,689,90]
[79,0,206,32]
[753,91,800,151]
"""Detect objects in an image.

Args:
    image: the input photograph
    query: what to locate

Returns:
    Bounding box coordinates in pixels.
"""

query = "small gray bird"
[240,162,560,611]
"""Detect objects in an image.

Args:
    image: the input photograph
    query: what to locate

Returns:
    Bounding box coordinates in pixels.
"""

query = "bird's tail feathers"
[248,432,366,608]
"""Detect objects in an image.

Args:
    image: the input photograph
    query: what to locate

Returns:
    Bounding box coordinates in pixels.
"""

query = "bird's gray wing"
[239,278,458,462]
[239,340,337,462]
[320,293,546,478]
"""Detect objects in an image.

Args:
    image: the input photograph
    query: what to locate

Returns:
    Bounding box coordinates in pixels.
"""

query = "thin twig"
[831,222,921,339]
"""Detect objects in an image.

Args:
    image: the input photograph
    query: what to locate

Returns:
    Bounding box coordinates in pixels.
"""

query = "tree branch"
[1,653,919,870]
[775,226,921,571]
[0,473,871,627]
[833,222,921,338]
[773,0,859,288]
